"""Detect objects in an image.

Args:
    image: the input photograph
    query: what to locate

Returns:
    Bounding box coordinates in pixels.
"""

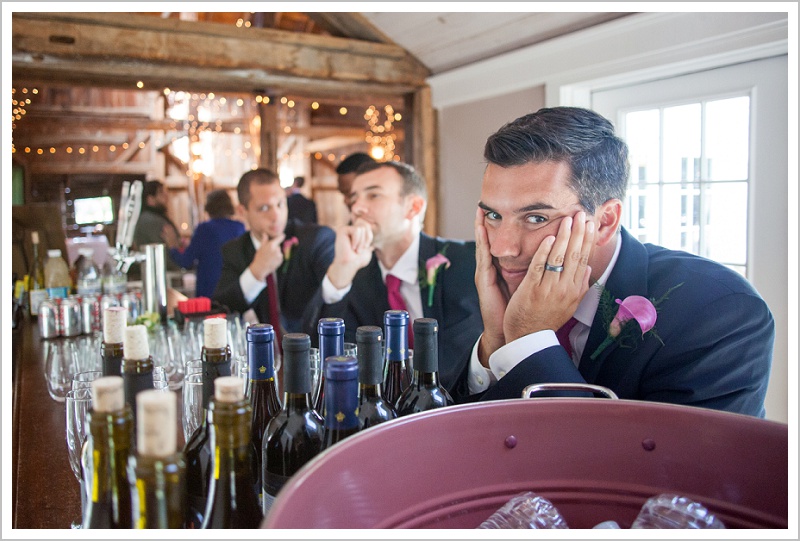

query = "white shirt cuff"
[321,274,352,304]
[488,330,559,380]
[240,267,266,305]
[467,335,496,394]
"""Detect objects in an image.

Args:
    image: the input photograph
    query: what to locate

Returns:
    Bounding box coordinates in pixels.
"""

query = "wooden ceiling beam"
[305,13,395,43]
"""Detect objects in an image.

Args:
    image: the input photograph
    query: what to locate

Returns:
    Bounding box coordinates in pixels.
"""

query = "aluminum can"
[80,293,102,334]
[60,296,83,337]
[38,299,60,339]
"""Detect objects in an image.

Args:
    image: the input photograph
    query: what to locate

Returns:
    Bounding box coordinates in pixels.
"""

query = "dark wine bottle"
[128,390,186,529]
[321,355,360,450]
[246,324,281,511]
[121,324,155,431]
[202,376,263,529]
[395,318,454,416]
[312,317,344,418]
[262,333,324,516]
[101,306,126,377]
[183,317,231,528]
[82,376,134,529]
[355,326,396,429]
[381,310,411,405]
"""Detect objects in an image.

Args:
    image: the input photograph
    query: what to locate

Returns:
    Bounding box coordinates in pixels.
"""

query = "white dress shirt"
[468,235,622,394]
[239,232,268,305]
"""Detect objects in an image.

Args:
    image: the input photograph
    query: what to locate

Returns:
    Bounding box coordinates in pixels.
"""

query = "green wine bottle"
[101,306,126,377]
[355,326,396,429]
[395,318,454,416]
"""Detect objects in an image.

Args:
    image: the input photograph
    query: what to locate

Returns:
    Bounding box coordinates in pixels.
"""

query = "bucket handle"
[522,382,619,400]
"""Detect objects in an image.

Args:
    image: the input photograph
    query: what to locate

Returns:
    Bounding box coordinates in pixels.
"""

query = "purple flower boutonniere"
[281,237,299,273]
[423,252,451,307]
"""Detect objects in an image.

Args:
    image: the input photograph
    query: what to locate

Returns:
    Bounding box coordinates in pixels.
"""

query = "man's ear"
[406,194,427,220]
[595,199,622,247]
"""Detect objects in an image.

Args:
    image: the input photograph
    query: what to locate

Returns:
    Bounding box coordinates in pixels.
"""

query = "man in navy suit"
[314,161,483,398]
[469,107,773,417]
[286,176,318,224]
[213,168,335,334]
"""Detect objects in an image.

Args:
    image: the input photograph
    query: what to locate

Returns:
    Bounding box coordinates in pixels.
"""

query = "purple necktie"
[386,274,413,349]
[556,317,579,358]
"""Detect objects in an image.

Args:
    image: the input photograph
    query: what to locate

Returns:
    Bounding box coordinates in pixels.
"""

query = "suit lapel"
[277,221,297,302]
[418,234,444,322]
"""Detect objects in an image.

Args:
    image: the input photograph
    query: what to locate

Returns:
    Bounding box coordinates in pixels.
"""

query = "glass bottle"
[355,326,396,429]
[395,318,454,416]
[246,323,281,510]
[28,231,47,318]
[44,248,72,300]
[82,376,134,529]
[183,317,231,528]
[312,317,344,418]
[101,306,126,377]
[76,247,102,296]
[121,324,155,430]
[262,333,324,516]
[128,390,186,529]
[321,356,360,450]
[202,376,263,529]
[102,247,128,296]
[381,310,411,406]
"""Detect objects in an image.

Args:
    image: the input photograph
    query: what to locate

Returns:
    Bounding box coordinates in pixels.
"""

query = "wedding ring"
[545,263,564,273]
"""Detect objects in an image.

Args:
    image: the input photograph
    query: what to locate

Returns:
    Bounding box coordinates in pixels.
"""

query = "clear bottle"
[355,326,396,429]
[183,317,232,528]
[128,390,187,529]
[201,377,263,529]
[313,317,344,418]
[381,310,411,406]
[262,333,324,516]
[28,231,47,317]
[395,318,454,416]
[101,306,126,377]
[246,324,282,510]
[321,356,360,450]
[121,325,155,431]
[478,492,569,529]
[82,376,134,529]
[76,247,102,296]
[103,247,128,296]
[631,493,726,529]
[44,248,72,300]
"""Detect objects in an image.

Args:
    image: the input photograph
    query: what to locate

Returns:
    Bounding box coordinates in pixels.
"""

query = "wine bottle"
[122,324,155,430]
[82,376,134,529]
[312,317,344,418]
[381,310,411,405]
[262,333,324,516]
[321,355,360,450]
[128,390,186,529]
[202,376,263,529]
[183,317,232,528]
[101,306,126,377]
[28,231,47,318]
[355,326,396,429]
[246,324,281,511]
[395,318,454,416]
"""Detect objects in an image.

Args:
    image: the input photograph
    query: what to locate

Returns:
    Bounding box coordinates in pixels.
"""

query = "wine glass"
[344,342,358,358]
[72,370,102,391]
[65,387,92,528]
[45,338,80,402]
[182,360,204,443]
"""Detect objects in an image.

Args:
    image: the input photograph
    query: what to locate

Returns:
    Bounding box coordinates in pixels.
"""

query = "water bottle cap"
[282,333,310,352]
[318,317,345,336]
[355,326,382,344]
[247,323,275,343]
[384,310,409,326]
[324,355,358,380]
[413,318,438,336]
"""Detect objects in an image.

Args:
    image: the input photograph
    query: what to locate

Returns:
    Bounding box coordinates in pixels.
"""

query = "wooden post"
[259,100,278,173]
[408,85,438,237]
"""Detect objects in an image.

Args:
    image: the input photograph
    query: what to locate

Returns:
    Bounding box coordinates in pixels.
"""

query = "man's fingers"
[574,220,594,287]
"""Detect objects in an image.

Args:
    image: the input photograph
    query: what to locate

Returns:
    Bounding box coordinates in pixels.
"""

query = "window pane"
[706,96,750,181]
[661,183,700,253]
[703,182,747,265]
[662,104,701,182]
[625,109,660,185]
[624,184,660,244]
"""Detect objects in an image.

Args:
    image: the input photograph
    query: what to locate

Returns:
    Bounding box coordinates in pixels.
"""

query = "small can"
[120,289,143,324]
[60,296,83,337]
[38,299,60,339]
[80,293,103,334]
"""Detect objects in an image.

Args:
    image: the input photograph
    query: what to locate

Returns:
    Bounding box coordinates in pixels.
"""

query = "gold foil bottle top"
[103,306,127,344]
[124,324,150,360]
[92,376,125,412]
[214,376,244,403]
[137,390,177,458]
[203,317,228,349]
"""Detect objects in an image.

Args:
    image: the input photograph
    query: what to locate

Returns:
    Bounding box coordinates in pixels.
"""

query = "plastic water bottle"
[631,494,725,529]
[76,248,102,296]
[478,492,569,529]
[102,248,127,295]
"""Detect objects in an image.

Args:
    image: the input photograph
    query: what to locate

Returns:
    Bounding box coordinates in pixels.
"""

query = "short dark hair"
[204,189,235,219]
[336,152,376,175]
[355,160,427,201]
[293,176,305,188]
[237,168,280,209]
[484,107,629,213]
[143,180,164,199]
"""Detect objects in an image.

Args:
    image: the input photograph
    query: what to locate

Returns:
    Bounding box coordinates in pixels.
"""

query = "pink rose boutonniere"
[280,237,299,273]
[424,253,451,307]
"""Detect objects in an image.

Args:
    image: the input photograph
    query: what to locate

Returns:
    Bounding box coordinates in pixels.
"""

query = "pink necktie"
[556,317,579,358]
[385,274,413,349]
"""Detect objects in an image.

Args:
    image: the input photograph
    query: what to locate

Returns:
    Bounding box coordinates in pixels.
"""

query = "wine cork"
[124,325,150,360]
[203,317,228,349]
[31,231,39,244]
[92,376,124,413]
[103,306,127,344]
[137,390,176,458]
[214,376,244,403]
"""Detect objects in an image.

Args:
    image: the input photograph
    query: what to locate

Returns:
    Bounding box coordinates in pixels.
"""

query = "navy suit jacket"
[213,219,335,333]
[287,192,318,224]
[479,227,774,418]
[312,233,484,399]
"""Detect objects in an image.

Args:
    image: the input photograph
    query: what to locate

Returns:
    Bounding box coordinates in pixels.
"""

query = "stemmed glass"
[182,360,204,444]
[65,387,92,528]
[72,370,102,391]
[46,338,80,402]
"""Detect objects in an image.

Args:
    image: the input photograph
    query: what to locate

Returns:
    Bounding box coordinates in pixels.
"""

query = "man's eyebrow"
[348,184,382,199]
[478,201,556,214]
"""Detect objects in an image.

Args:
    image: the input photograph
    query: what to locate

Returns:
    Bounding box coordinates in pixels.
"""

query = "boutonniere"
[589,283,683,360]
[280,237,299,273]
[422,249,451,307]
